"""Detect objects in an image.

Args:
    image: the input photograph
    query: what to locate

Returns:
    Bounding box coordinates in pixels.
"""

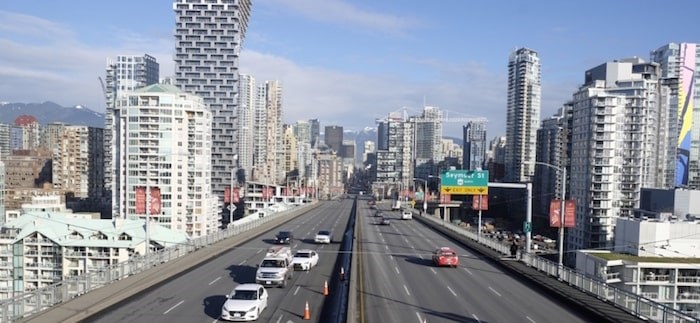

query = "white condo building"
[569,58,662,250]
[104,54,160,217]
[505,48,541,183]
[173,0,253,212]
[114,84,218,238]
[252,81,283,185]
[237,74,256,183]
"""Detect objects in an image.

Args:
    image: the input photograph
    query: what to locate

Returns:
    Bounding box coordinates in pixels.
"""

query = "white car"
[221,284,268,321]
[291,249,319,271]
[401,210,413,220]
[314,230,332,244]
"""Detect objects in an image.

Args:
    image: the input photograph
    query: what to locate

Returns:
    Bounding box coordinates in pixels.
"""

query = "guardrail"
[417,213,698,323]
[0,202,314,322]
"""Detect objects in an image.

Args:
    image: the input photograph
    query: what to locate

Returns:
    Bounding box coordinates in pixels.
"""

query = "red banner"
[472,195,488,211]
[135,186,146,215]
[233,187,240,203]
[224,187,231,204]
[549,199,575,228]
[263,187,272,200]
[440,194,451,203]
[150,187,161,215]
[284,187,289,196]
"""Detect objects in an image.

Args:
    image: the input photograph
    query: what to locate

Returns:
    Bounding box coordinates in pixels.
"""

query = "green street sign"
[440,170,489,195]
[523,221,532,233]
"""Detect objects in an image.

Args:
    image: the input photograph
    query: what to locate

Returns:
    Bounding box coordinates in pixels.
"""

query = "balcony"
[678,276,700,284]
[642,273,671,283]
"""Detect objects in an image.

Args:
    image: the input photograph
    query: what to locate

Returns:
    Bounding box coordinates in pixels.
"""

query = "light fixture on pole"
[534,161,567,279]
[413,178,428,214]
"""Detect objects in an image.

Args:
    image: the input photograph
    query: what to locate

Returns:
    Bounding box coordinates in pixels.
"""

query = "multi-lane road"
[88,199,353,323]
[357,200,590,323]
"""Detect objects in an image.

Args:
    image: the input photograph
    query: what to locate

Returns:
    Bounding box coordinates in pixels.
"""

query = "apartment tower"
[174,0,253,213]
[104,54,159,217]
[505,48,541,183]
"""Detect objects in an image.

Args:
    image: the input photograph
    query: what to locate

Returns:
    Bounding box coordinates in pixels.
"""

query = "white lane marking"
[256,249,262,254]
[395,266,400,274]
[293,243,299,249]
[212,319,219,323]
[526,316,536,323]
[403,284,411,296]
[430,268,437,275]
[446,286,457,296]
[238,260,246,265]
[208,276,221,285]
[415,312,422,322]
[488,286,502,297]
[275,314,283,323]
[417,254,423,259]
[472,314,481,322]
[293,286,300,295]
[385,245,389,250]
[463,267,473,275]
[163,300,184,314]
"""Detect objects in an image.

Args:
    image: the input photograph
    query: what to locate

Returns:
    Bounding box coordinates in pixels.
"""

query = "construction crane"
[375,106,488,124]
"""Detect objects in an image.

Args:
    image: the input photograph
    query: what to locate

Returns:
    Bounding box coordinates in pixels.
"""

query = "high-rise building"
[282,125,298,178]
[363,140,375,163]
[413,106,443,161]
[377,121,389,151]
[505,48,541,183]
[568,58,662,250]
[309,119,320,148]
[41,122,67,153]
[375,112,413,189]
[237,74,256,183]
[486,136,506,181]
[0,161,5,225]
[104,54,159,217]
[252,80,283,184]
[534,104,571,216]
[14,115,41,150]
[0,123,10,158]
[52,126,104,200]
[650,43,700,188]
[324,125,343,155]
[174,0,253,214]
[115,84,218,238]
[462,121,487,170]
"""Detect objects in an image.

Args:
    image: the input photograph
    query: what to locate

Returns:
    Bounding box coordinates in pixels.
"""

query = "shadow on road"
[225,264,257,284]
[202,295,226,319]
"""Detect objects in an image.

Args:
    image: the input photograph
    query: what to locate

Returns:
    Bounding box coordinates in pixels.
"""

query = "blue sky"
[0,0,698,137]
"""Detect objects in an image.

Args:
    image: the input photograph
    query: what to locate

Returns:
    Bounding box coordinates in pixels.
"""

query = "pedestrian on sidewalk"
[510,241,518,259]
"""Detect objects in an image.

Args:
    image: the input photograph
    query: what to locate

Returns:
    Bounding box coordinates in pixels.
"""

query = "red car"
[432,247,459,267]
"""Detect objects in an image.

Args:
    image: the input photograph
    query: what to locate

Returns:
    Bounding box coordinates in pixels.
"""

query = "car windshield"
[295,252,311,258]
[278,232,290,238]
[261,259,284,267]
[318,231,330,236]
[231,290,257,300]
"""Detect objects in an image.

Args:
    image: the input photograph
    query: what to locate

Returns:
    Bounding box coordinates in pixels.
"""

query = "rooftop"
[589,251,700,264]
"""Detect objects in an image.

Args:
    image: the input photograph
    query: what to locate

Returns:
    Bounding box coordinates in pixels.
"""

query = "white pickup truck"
[256,246,293,288]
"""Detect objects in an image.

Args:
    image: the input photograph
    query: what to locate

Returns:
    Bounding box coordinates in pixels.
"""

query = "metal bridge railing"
[0,202,311,322]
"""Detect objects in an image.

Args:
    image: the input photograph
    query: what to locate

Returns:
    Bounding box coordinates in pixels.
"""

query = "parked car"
[221,283,268,321]
[314,230,332,244]
[291,249,319,271]
[275,231,294,244]
[432,247,459,267]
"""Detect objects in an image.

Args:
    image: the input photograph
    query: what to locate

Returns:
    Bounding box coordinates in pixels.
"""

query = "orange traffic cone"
[303,301,311,320]
[323,280,329,296]
[339,267,345,281]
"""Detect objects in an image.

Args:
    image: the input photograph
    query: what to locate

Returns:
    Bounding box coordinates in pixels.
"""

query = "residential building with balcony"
[114,83,218,238]
[0,211,187,300]
[576,213,700,317]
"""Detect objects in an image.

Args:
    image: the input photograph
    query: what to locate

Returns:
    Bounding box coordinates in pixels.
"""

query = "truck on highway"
[391,199,401,211]
[256,246,293,288]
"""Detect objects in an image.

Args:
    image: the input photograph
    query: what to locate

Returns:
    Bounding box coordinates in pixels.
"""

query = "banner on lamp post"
[472,195,488,211]
[224,187,231,204]
[233,187,240,203]
[549,199,576,228]
[150,187,162,215]
[135,186,146,215]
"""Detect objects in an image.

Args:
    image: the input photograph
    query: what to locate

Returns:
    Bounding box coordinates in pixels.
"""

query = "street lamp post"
[534,161,567,279]
[413,178,428,214]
